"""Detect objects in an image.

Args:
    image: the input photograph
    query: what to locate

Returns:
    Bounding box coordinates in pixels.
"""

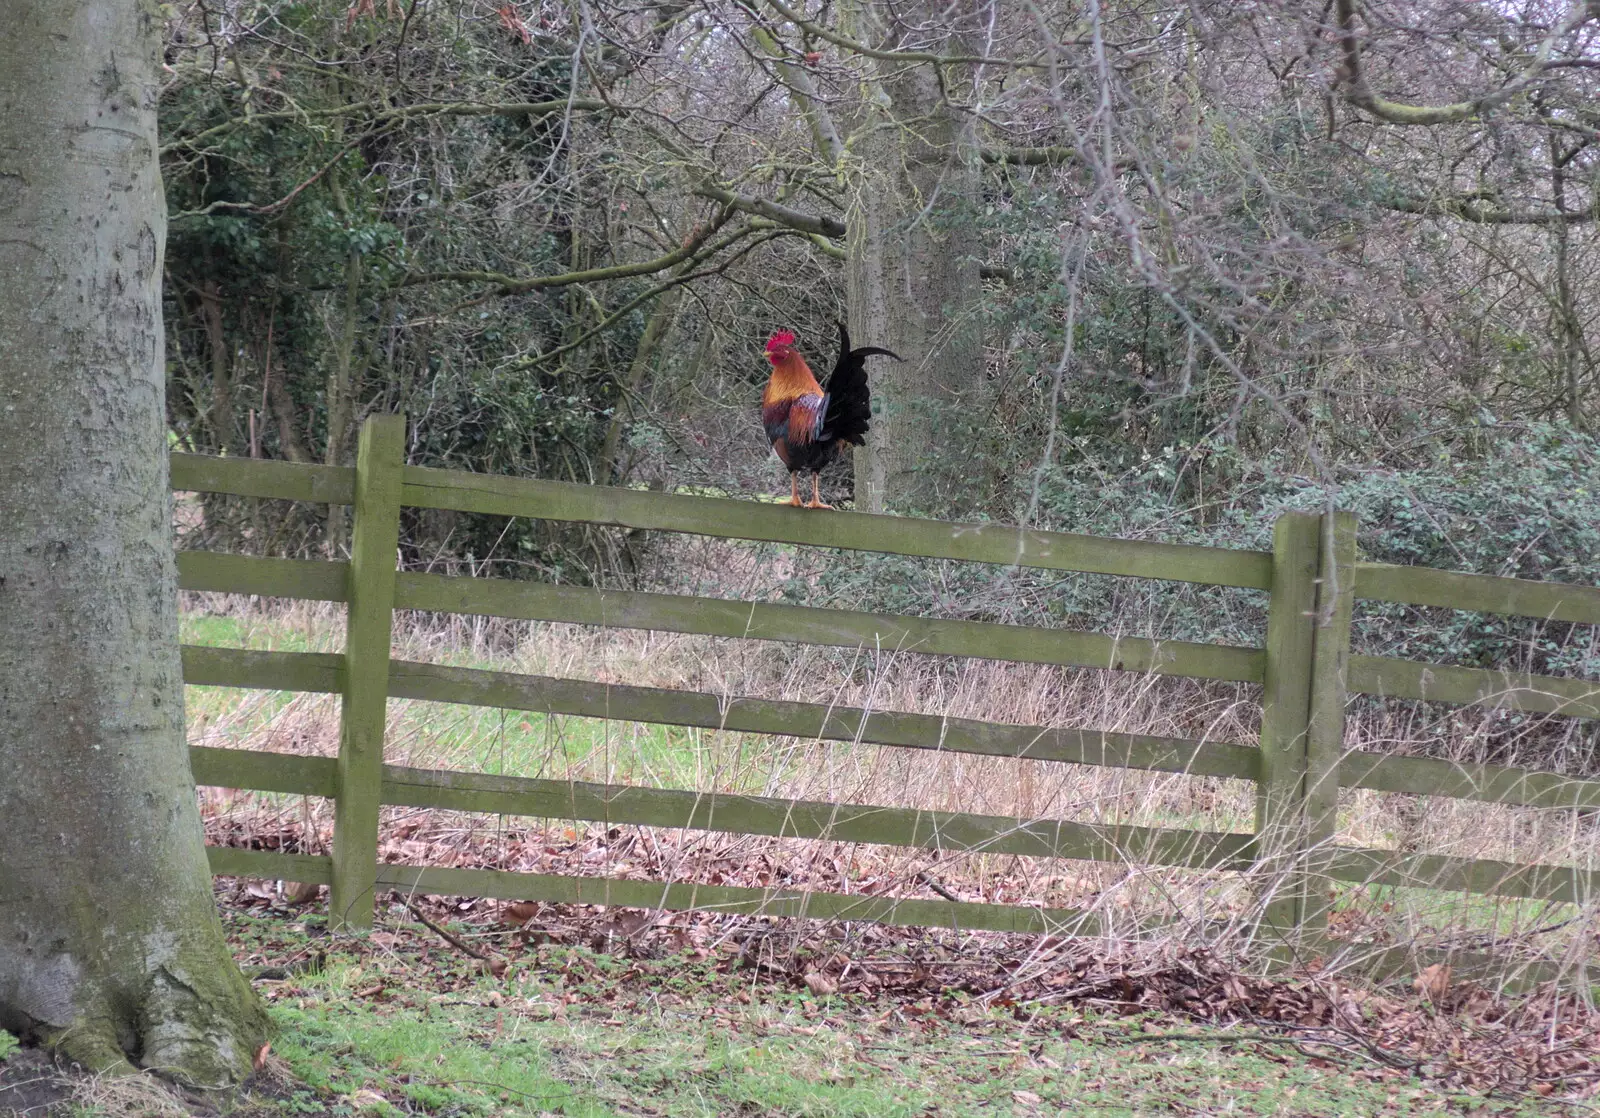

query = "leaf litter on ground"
[208,864,1600,1117]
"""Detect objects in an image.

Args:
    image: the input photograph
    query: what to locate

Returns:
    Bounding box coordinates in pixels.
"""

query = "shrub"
[792,425,1599,681]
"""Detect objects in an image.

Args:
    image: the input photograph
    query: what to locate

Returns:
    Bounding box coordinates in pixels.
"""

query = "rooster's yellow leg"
[786,475,803,506]
[803,474,834,510]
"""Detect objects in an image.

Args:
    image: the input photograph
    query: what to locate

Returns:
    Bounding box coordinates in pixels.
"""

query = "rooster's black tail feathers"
[823,322,900,447]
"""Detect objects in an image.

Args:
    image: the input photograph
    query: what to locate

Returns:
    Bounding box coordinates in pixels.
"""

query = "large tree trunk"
[0,0,270,1086]
[1549,135,1588,431]
[846,1,985,514]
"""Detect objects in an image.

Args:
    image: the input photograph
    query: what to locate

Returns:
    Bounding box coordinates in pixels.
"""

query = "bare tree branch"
[506,226,799,371]
[693,183,845,237]
[759,0,1048,68]
[397,208,735,293]
[1334,0,1599,126]
[980,145,1080,165]
[1384,195,1596,225]
[170,139,362,219]
[163,97,614,155]
[748,23,846,166]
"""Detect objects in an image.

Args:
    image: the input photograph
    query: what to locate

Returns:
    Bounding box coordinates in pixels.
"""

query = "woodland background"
[7,0,1600,1102]
[162,0,1598,733]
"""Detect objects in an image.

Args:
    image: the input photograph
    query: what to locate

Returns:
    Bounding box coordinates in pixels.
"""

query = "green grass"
[182,614,326,652]
[180,608,784,790]
[269,997,595,1116]
[182,612,335,755]
[1329,879,1579,945]
[381,701,775,791]
[211,913,1571,1118]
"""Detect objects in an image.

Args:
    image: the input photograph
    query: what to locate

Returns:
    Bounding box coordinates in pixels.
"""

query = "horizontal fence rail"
[206,844,1599,994]
[176,551,1600,717]
[174,451,1600,627]
[1356,562,1600,626]
[171,452,1275,588]
[400,466,1277,588]
[394,572,1264,681]
[172,418,1600,967]
[184,649,1600,904]
[1349,655,1600,719]
[173,454,355,506]
[201,846,1107,938]
[194,746,1263,871]
[180,646,1600,811]
[178,550,1266,678]
[188,739,1600,907]
[178,552,348,601]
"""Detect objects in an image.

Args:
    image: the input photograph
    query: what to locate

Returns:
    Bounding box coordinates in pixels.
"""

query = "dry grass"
[69,1070,196,1117]
[182,557,1600,990]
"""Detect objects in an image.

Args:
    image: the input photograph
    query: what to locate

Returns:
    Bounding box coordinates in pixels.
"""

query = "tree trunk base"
[5,929,271,1089]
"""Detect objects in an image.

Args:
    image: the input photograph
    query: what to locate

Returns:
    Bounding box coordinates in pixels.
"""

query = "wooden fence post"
[1256,511,1320,941]
[1256,509,1357,949]
[1302,511,1357,939]
[329,414,406,930]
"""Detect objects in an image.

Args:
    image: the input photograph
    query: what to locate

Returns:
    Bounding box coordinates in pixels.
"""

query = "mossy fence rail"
[177,415,1600,977]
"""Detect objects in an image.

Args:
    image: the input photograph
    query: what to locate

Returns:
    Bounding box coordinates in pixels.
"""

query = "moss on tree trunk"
[0,0,271,1088]
[846,0,986,515]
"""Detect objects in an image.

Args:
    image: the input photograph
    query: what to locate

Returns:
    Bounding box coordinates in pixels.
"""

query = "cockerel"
[761,324,900,508]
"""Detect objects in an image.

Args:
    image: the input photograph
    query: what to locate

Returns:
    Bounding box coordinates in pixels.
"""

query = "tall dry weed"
[182,566,1599,985]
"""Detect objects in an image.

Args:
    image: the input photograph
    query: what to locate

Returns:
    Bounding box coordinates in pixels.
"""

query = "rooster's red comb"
[765,330,797,354]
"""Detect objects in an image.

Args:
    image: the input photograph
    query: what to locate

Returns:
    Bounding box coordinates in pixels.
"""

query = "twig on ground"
[1250,1017,1423,1073]
[916,872,962,904]
[402,896,506,974]
[244,955,326,981]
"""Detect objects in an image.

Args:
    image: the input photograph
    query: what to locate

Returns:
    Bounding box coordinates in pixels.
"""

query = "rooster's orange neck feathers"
[763,334,822,403]
[766,352,818,389]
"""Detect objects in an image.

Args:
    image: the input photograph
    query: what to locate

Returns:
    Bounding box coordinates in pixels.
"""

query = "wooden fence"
[175,414,1600,974]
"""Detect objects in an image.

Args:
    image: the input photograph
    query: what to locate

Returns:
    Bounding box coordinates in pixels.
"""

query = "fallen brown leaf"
[803,972,838,996]
[1415,963,1452,1005]
[502,902,538,925]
